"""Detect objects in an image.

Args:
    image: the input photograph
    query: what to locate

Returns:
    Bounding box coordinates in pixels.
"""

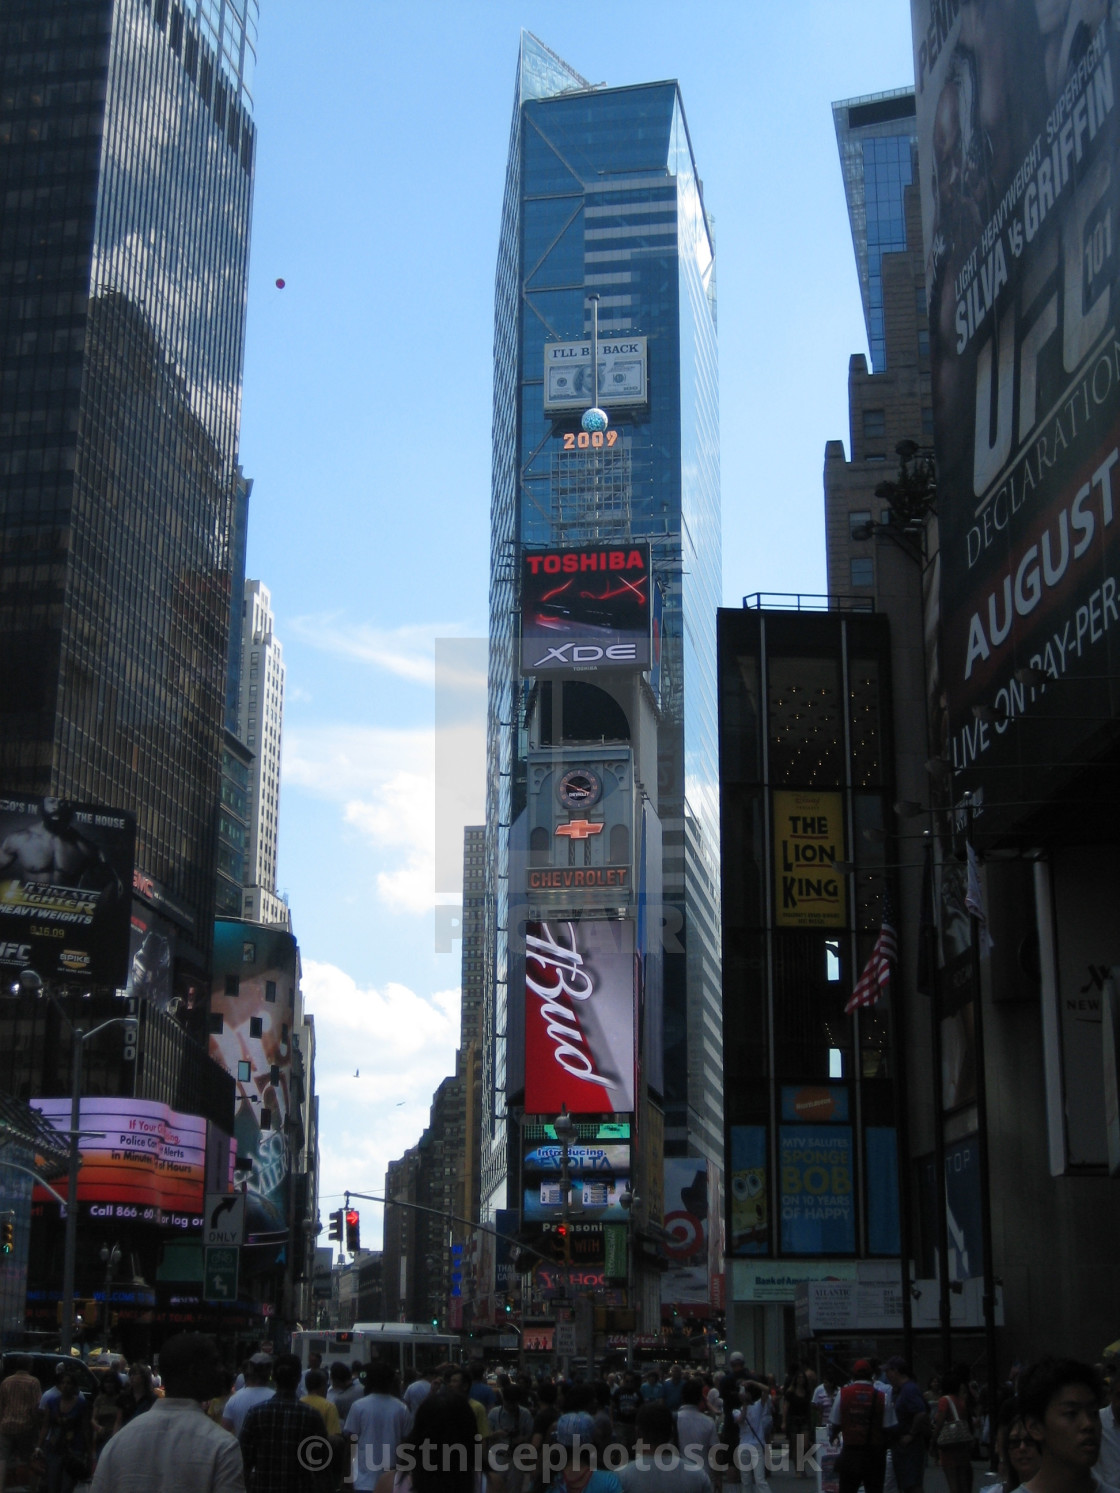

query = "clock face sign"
[557,768,602,811]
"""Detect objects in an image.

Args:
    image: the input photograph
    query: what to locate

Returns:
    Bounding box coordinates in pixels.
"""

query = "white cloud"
[289,616,461,683]
[303,960,461,1249]
[283,721,483,913]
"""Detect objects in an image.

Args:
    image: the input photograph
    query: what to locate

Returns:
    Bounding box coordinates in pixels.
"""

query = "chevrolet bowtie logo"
[555,820,604,840]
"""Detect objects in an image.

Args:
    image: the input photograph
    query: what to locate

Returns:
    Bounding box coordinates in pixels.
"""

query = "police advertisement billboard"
[543,336,647,413]
[911,3,1120,806]
[0,794,134,985]
[209,920,298,1244]
[31,1096,229,1231]
[524,918,636,1114]
[520,544,651,675]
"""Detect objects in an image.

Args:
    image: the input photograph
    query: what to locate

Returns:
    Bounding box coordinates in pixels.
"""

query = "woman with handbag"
[931,1368,976,1493]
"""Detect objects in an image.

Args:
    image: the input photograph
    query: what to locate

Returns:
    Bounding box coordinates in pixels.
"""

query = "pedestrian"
[612,1372,642,1454]
[998,1404,1041,1492]
[344,1359,412,1493]
[661,1367,686,1414]
[930,1368,976,1493]
[222,1354,275,1438]
[90,1369,123,1456]
[328,1361,364,1422]
[546,1411,623,1493]
[372,1390,478,1493]
[884,1359,929,1493]
[677,1376,720,1472]
[120,1362,158,1424]
[782,1370,812,1478]
[90,1332,245,1492]
[828,1361,888,1493]
[1098,1375,1120,1488]
[0,1354,42,1493]
[299,1352,324,1399]
[812,1372,838,1434]
[240,1351,328,1492]
[404,1367,441,1416]
[618,1399,711,1493]
[448,1366,490,1440]
[733,1379,772,1492]
[1017,1359,1115,1493]
[36,1366,92,1493]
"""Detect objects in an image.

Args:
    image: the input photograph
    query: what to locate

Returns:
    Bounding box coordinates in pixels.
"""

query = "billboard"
[523,1141,630,1174]
[524,919,636,1114]
[543,336,648,413]
[520,543,652,674]
[779,1125,856,1255]
[0,795,134,985]
[730,1125,769,1257]
[661,1158,712,1309]
[31,1097,219,1230]
[523,1178,630,1223]
[209,920,299,1243]
[772,791,845,928]
[911,3,1120,805]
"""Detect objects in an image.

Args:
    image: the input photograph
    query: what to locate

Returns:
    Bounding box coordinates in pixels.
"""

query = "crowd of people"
[0,1341,1115,1493]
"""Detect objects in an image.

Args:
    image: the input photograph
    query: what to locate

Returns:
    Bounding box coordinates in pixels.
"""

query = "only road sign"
[204,1192,246,1249]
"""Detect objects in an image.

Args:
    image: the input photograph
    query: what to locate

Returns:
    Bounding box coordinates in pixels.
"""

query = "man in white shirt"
[677,1377,720,1470]
[403,1368,439,1415]
[343,1360,412,1492]
[1096,1377,1120,1488]
[91,1333,244,1492]
[221,1356,275,1439]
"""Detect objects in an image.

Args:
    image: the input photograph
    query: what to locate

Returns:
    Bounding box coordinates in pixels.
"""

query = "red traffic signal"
[345,1209,360,1253]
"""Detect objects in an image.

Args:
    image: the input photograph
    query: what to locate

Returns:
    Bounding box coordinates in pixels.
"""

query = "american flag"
[845,891,898,1014]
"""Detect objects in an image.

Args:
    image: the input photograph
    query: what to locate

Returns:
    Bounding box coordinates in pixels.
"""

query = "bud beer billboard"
[524,919,636,1114]
[521,543,651,674]
[910,2,1120,808]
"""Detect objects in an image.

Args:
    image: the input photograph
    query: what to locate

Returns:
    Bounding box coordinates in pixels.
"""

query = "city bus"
[292,1323,462,1379]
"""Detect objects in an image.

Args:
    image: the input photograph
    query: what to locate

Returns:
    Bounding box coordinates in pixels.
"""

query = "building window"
[224,974,239,996]
[918,328,930,358]
[863,409,886,440]
[250,1016,263,1038]
[260,1108,272,1130]
[850,557,874,587]
[237,1060,251,1082]
[208,1012,224,1034]
[265,980,277,1003]
[849,510,871,539]
[242,942,255,964]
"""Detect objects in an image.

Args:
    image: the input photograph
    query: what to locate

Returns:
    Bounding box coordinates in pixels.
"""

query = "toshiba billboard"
[524,919,635,1114]
[520,544,651,674]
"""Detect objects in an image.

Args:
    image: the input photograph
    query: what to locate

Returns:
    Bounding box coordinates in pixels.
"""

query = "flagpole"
[966,798,1000,1462]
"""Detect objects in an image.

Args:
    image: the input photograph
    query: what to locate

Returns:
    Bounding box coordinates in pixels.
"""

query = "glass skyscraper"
[0,0,258,974]
[482,35,722,1217]
[833,89,917,374]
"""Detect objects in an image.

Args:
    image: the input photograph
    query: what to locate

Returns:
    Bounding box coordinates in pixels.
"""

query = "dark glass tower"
[482,35,722,1217]
[833,89,918,374]
[0,0,258,969]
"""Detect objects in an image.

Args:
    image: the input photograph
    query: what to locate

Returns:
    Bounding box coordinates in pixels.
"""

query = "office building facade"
[0,0,258,974]
[237,578,287,926]
[481,36,722,1322]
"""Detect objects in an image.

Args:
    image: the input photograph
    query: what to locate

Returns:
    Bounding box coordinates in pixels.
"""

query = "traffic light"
[122,1016,138,1062]
[345,1208,360,1252]
[1,1219,13,1255]
[328,1209,344,1243]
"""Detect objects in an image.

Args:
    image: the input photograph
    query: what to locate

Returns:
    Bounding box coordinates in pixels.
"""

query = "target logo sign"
[663,1210,704,1260]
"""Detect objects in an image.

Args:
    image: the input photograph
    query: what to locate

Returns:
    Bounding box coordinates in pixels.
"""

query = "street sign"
[204,1246,239,1302]
[554,1321,577,1357]
[204,1192,245,1249]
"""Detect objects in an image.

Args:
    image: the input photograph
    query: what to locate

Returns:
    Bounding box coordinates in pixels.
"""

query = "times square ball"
[581,406,609,433]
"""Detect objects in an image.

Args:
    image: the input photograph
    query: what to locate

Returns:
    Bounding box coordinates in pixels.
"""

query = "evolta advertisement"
[210,919,299,1244]
[911,1,1120,814]
[0,795,134,986]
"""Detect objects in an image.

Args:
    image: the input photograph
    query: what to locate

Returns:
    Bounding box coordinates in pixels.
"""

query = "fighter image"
[0,797,123,899]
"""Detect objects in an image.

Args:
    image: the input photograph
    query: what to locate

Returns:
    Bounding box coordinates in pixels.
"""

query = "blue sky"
[236,2,917,1242]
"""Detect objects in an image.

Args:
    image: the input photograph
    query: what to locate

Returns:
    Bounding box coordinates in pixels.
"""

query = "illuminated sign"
[544,337,647,413]
[523,918,636,1114]
[772,791,845,928]
[32,1097,212,1226]
[521,543,651,675]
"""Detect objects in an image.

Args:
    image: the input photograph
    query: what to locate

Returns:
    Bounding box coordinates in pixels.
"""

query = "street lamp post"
[553,1106,576,1379]
[18,969,134,1355]
[99,1242,121,1352]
